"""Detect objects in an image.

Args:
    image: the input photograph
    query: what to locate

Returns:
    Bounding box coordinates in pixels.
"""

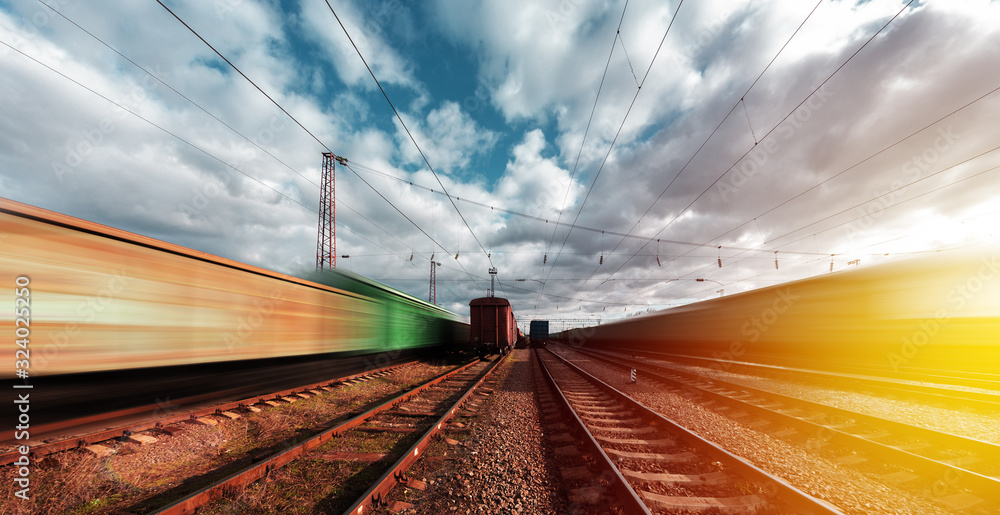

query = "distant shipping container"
[529,320,549,343]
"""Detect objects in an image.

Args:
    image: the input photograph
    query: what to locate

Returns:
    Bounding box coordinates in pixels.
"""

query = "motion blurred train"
[0,198,468,427]
[559,250,1000,375]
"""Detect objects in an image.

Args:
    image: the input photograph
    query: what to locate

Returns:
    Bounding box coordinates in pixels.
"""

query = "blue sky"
[3,0,1000,327]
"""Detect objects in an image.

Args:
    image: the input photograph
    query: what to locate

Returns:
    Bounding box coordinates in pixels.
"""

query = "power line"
[581,0,918,307]
[1,39,311,211]
[343,164,484,292]
[151,0,487,294]
[347,161,835,257]
[614,155,1000,307]
[154,0,331,154]
[538,0,631,309]
[544,0,686,287]
[40,0,319,190]
[2,33,471,302]
[565,0,823,306]
[323,0,493,269]
[612,76,1000,299]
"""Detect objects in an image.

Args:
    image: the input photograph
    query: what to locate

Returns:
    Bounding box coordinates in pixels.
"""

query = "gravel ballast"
[396,349,566,514]
[549,346,964,515]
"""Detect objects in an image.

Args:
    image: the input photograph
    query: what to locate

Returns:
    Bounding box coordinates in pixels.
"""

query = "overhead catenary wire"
[610,76,1000,299]
[38,2,464,287]
[580,0,918,308]
[348,161,836,257]
[154,0,332,154]
[152,0,488,294]
[2,36,480,304]
[537,0,633,310]
[543,0,686,287]
[613,156,1000,307]
[344,164,484,291]
[40,0,320,191]
[323,0,493,270]
[568,0,824,303]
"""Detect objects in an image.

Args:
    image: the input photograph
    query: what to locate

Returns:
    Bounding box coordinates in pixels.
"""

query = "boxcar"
[469,297,516,355]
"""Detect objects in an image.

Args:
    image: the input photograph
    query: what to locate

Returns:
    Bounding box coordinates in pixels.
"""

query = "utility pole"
[317,153,346,270]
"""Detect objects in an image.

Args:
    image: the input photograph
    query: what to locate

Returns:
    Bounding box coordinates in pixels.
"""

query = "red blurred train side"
[469,297,517,355]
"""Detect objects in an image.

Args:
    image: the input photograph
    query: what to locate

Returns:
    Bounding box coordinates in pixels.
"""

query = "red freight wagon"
[469,297,516,355]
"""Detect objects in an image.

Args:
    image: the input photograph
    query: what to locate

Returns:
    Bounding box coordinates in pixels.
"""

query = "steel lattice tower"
[429,261,437,304]
[316,153,337,270]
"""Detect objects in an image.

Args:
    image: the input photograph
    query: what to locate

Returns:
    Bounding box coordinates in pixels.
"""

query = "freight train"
[0,197,468,427]
[468,296,520,356]
[558,251,1000,375]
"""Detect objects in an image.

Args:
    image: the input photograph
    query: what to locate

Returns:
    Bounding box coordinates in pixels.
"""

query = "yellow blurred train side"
[562,251,1000,374]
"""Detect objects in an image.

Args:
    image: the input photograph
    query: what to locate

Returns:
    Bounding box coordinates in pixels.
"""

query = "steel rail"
[540,348,846,514]
[153,360,479,515]
[586,349,1000,460]
[568,347,1000,506]
[534,349,652,515]
[624,349,1000,408]
[343,356,505,514]
[0,361,415,466]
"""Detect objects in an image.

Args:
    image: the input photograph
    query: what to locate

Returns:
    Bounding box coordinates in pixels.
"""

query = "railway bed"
[569,348,1000,508]
[616,350,1000,410]
[535,348,841,514]
[0,358,477,514]
[4,349,997,514]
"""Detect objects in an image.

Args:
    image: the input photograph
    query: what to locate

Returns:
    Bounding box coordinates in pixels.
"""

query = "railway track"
[621,350,1000,410]
[535,348,842,514]
[655,351,1000,392]
[342,353,505,514]
[150,356,501,514]
[566,346,1000,512]
[0,362,414,466]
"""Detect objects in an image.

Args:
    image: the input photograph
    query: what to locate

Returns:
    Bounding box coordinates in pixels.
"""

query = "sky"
[2,0,1000,328]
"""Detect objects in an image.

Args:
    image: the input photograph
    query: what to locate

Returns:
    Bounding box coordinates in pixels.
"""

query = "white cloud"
[298,0,420,90]
[395,101,497,175]
[3,0,1000,325]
